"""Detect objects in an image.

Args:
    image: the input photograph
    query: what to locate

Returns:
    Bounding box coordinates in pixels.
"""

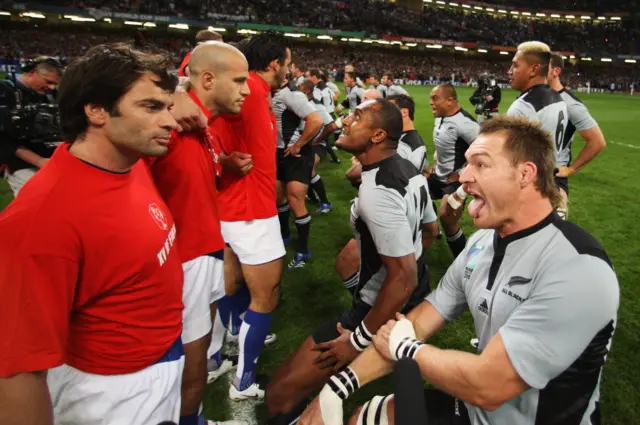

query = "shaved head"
[435,84,457,100]
[187,41,250,115]
[188,41,246,78]
[363,88,382,102]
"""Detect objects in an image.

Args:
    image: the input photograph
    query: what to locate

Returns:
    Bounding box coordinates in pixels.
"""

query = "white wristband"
[388,318,417,360]
[447,185,467,210]
[319,384,344,425]
[350,321,373,351]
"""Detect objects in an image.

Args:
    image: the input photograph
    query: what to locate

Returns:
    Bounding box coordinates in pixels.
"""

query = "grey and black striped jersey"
[397,130,427,173]
[557,89,598,167]
[326,81,339,97]
[312,81,335,114]
[428,212,618,425]
[342,85,366,113]
[433,109,479,182]
[351,155,437,307]
[305,100,334,144]
[273,82,315,149]
[507,84,569,164]
[386,84,408,97]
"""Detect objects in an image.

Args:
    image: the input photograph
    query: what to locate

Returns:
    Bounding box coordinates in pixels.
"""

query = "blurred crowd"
[40,0,640,55]
[1,23,638,91]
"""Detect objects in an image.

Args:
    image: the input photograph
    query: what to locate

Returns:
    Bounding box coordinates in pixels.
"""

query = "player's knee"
[250,283,280,312]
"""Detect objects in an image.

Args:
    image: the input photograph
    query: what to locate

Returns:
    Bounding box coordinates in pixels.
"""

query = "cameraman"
[470,73,501,124]
[0,57,63,196]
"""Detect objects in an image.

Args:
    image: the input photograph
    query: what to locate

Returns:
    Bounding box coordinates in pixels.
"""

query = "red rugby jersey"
[213,72,278,222]
[151,90,225,263]
[0,144,183,377]
[178,50,192,77]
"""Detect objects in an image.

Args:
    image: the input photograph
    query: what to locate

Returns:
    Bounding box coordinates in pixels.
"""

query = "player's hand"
[221,151,253,176]
[171,91,207,132]
[440,194,464,218]
[284,143,302,158]
[446,172,460,184]
[485,95,494,102]
[372,315,404,362]
[312,323,358,371]
[555,166,574,178]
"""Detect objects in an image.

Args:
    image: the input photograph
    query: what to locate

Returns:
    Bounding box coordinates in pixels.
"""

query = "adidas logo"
[477,299,489,315]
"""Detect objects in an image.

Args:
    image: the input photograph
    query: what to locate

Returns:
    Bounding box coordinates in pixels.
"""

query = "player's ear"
[85,103,108,126]
[201,71,215,90]
[519,161,537,188]
[371,128,387,145]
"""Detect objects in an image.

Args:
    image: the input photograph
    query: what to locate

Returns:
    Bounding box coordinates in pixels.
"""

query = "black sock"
[310,174,330,204]
[343,271,359,295]
[446,229,467,258]
[325,139,340,162]
[307,185,318,202]
[277,203,290,239]
[294,213,311,254]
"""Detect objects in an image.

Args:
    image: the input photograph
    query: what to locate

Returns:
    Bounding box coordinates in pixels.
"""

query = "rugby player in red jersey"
[0,44,183,425]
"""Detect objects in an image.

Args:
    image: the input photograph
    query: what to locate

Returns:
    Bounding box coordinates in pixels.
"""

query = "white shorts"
[182,255,225,344]
[48,355,184,425]
[4,167,37,196]
[221,216,286,265]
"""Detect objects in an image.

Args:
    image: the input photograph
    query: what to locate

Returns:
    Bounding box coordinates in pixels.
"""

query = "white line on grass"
[609,141,640,150]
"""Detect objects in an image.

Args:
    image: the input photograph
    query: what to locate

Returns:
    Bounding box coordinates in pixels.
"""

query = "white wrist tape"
[393,337,425,360]
[326,367,360,400]
[350,321,373,351]
[447,186,468,210]
[335,117,343,129]
[388,318,418,360]
[319,384,344,425]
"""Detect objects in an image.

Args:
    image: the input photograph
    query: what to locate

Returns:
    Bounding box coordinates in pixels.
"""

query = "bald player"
[151,42,249,425]
[548,53,606,219]
[363,88,382,103]
[178,30,224,77]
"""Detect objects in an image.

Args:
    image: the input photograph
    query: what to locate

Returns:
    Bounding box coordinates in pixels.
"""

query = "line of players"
[264,40,611,425]
[0,34,612,425]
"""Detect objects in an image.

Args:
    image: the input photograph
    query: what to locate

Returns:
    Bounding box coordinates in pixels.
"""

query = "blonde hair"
[517,41,552,77]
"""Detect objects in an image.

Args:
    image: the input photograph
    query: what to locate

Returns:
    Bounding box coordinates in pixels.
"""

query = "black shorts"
[312,143,327,159]
[277,146,313,184]
[312,263,431,344]
[420,390,471,425]
[428,175,461,201]
[554,176,569,195]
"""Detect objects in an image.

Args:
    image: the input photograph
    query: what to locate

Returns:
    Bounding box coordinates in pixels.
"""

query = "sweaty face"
[336,101,379,154]
[429,88,449,117]
[508,51,534,92]
[32,70,61,95]
[213,55,250,114]
[274,48,292,89]
[105,72,178,158]
[459,133,521,230]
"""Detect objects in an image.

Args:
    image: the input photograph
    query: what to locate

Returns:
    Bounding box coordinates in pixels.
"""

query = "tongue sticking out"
[468,198,486,218]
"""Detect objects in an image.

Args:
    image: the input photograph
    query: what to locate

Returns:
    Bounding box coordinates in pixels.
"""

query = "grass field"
[2,86,639,424]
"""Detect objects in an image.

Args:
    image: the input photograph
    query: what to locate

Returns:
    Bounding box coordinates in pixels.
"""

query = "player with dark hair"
[299,78,336,212]
[428,84,479,258]
[307,68,341,166]
[338,72,365,115]
[273,77,323,269]
[208,30,291,401]
[382,72,408,97]
[265,99,437,425]
[548,53,606,219]
[0,44,183,425]
[300,116,619,425]
[178,30,224,77]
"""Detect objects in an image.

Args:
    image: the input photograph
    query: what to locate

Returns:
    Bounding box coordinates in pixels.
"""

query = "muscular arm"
[314,122,337,145]
[421,221,439,250]
[0,372,53,425]
[295,112,323,148]
[15,147,48,168]
[412,333,528,411]
[568,126,606,174]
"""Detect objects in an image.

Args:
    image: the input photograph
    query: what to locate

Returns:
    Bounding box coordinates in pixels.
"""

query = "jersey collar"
[493,211,561,253]
[187,90,214,124]
[361,154,398,172]
[518,84,550,99]
[444,108,462,118]
[250,72,270,95]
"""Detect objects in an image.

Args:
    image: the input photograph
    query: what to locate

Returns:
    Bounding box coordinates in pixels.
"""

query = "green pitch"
[1,87,638,424]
